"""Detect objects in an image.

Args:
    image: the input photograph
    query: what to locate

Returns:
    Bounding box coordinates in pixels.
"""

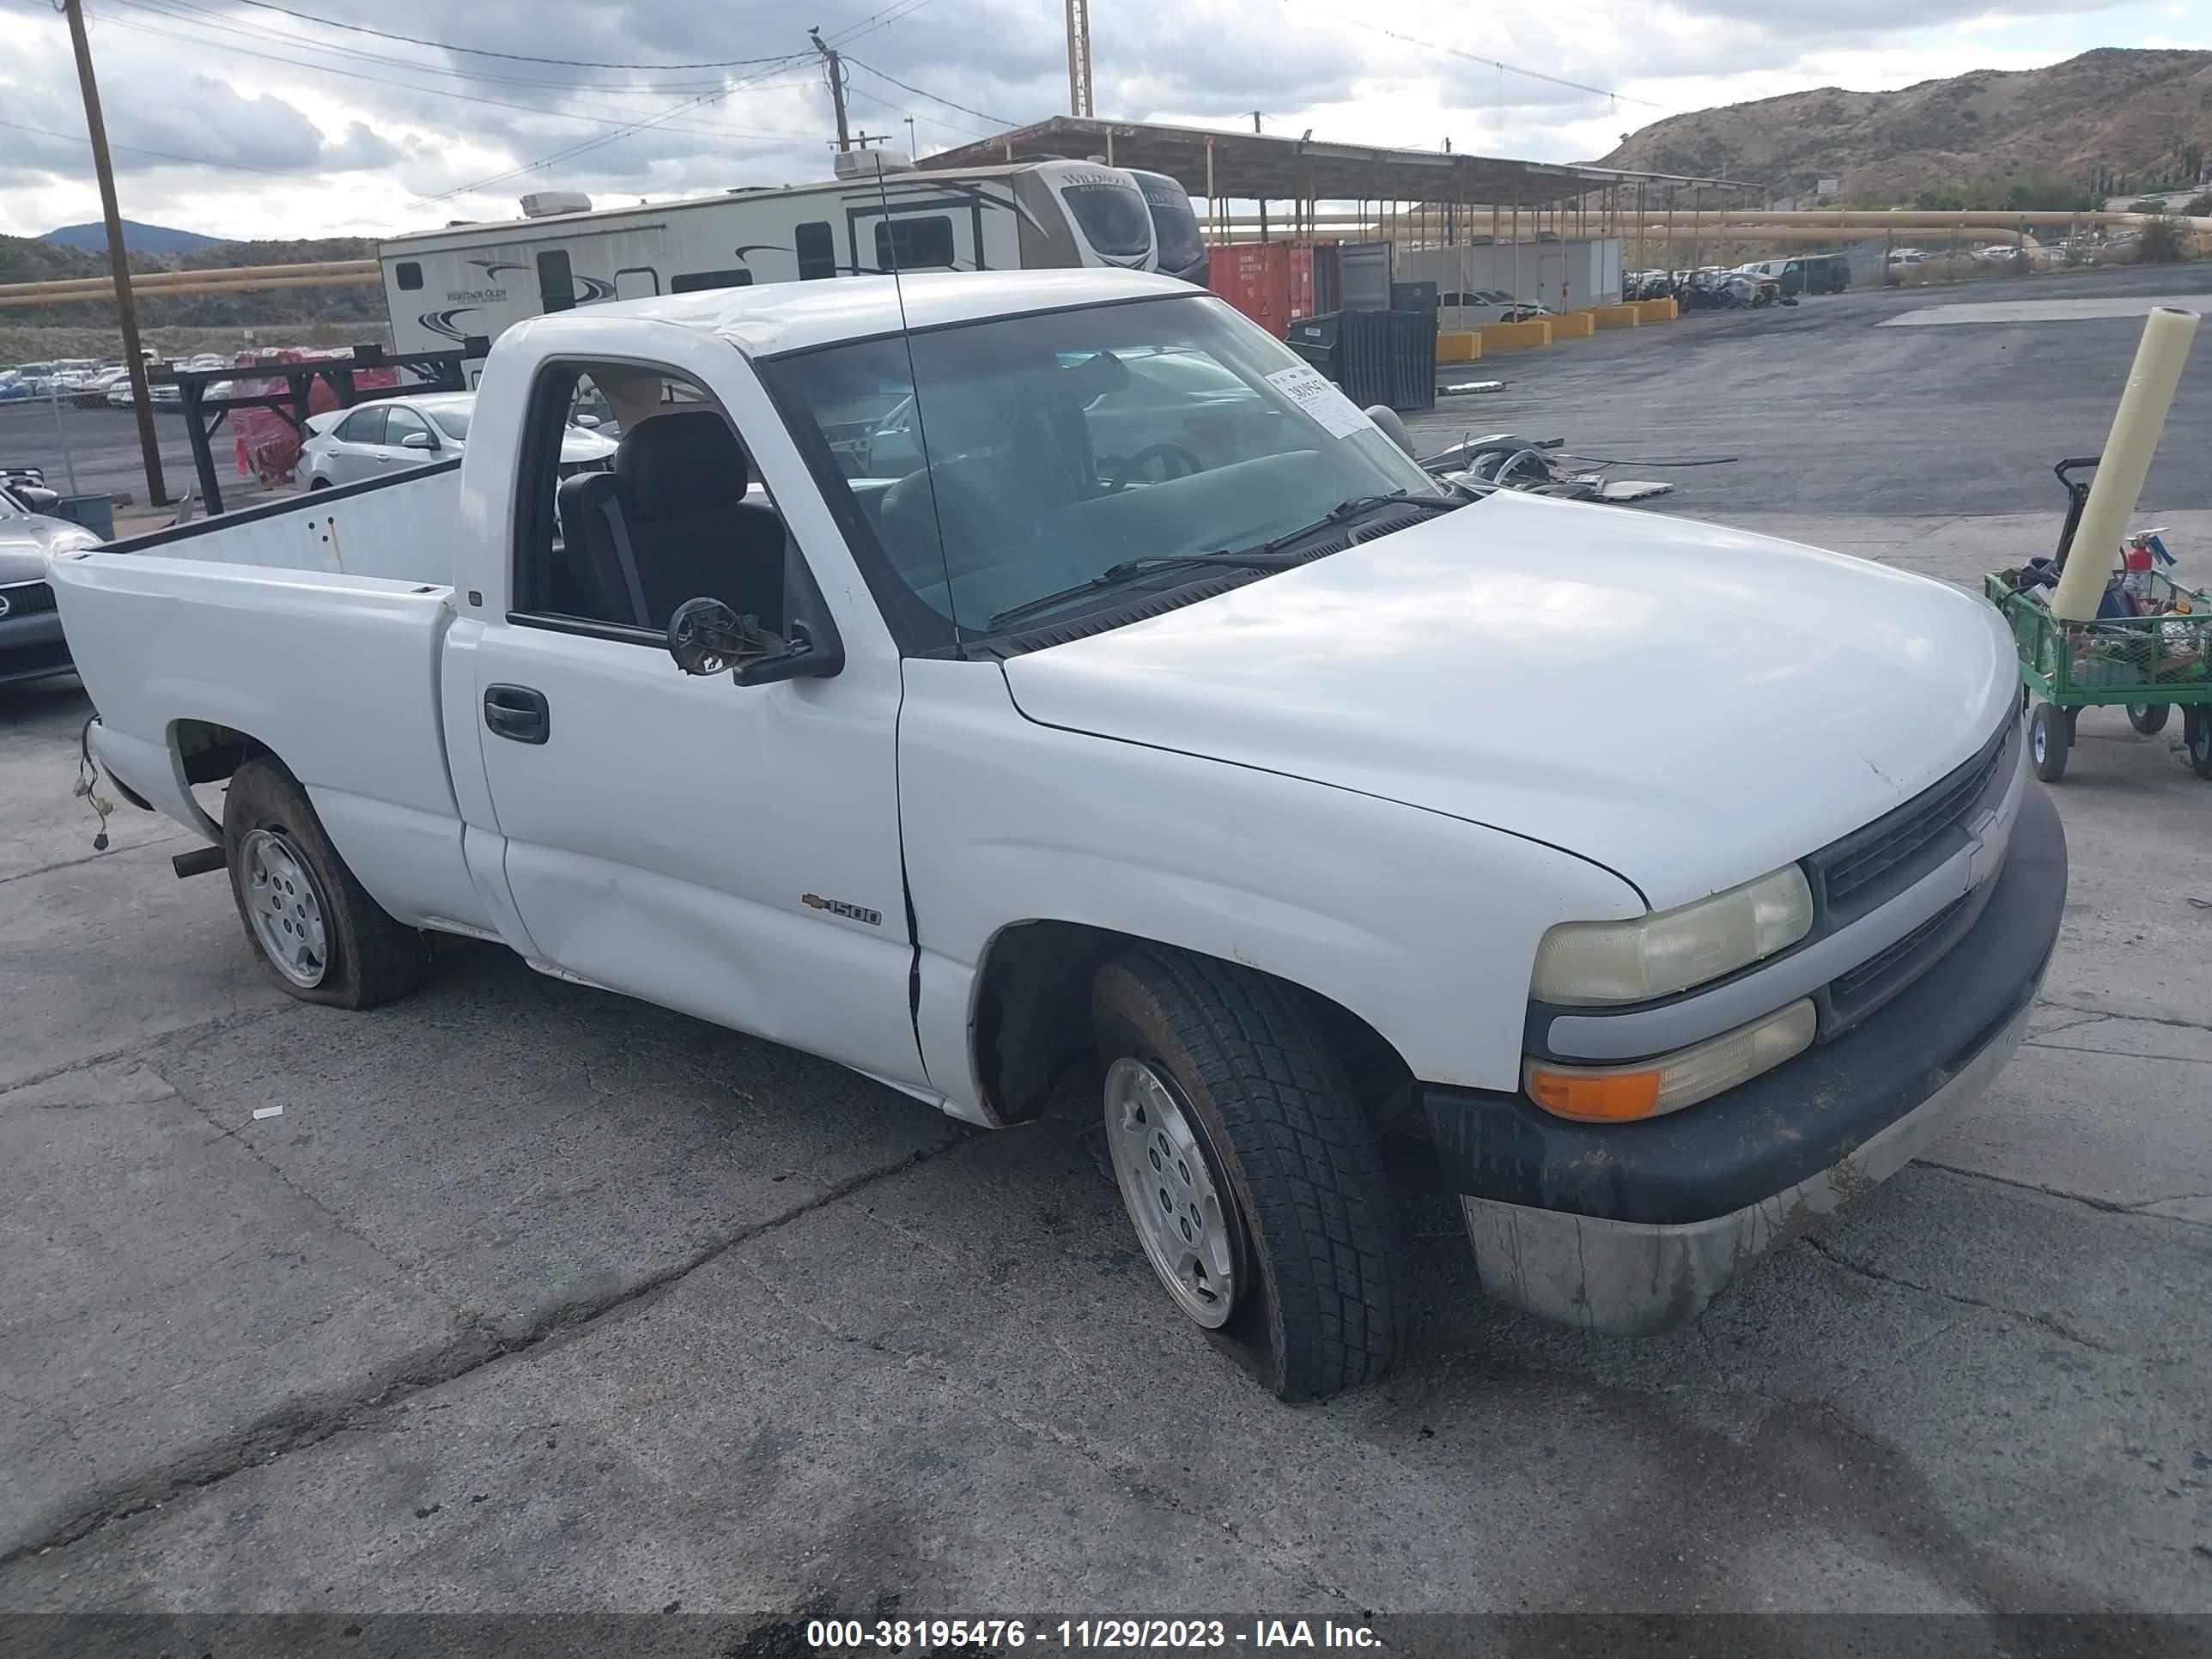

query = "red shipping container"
[1208,242,1291,337]
[1207,241,1335,336]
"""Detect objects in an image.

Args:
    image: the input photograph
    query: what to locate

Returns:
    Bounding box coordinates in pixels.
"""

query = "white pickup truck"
[52,270,2065,1400]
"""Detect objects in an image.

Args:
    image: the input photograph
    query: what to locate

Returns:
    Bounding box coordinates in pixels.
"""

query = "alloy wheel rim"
[240,828,331,988]
[1103,1057,1243,1328]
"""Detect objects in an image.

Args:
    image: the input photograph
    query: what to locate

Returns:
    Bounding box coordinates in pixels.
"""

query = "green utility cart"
[1986,461,2212,783]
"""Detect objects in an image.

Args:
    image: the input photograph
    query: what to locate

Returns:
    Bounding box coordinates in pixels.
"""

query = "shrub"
[2184,192,2212,217]
[2136,216,2188,263]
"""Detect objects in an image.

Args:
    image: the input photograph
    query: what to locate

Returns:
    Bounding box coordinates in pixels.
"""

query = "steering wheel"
[1104,442,1203,494]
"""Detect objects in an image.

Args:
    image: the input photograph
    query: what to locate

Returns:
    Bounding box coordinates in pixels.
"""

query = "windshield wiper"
[1255,489,1462,556]
[988,550,1305,631]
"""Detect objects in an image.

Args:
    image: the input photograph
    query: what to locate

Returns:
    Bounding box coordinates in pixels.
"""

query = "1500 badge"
[802,893,882,926]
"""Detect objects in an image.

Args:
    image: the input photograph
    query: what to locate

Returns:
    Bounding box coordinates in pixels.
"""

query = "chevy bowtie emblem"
[801,893,883,926]
[0,592,10,620]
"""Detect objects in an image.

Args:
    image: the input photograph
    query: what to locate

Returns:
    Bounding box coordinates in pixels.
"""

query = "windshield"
[428,406,471,441]
[1060,180,1153,261]
[1133,173,1206,279]
[769,293,1444,638]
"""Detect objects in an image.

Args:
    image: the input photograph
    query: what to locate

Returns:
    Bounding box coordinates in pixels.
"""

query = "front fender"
[897,659,1644,1119]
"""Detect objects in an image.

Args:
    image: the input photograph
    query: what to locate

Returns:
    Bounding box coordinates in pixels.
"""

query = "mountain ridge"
[1599,48,2212,204]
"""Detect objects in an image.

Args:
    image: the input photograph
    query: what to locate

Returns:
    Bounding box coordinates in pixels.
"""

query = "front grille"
[0,580,57,616]
[1813,719,2013,914]
[1832,895,1968,1006]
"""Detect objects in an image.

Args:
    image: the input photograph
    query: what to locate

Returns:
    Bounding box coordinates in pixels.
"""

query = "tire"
[2029,702,2069,783]
[1092,946,1406,1401]
[2186,708,2212,781]
[2129,702,2171,735]
[222,757,430,1007]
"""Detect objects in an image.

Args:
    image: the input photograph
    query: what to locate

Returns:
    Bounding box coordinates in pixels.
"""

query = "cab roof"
[510,270,1193,360]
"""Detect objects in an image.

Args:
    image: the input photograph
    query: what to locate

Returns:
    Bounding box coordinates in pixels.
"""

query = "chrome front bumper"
[1456,993,2035,1335]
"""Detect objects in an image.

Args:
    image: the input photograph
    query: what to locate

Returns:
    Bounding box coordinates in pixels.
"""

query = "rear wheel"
[1092,947,1406,1401]
[2128,702,2170,735]
[2030,702,2069,783]
[2185,708,2212,780]
[223,757,430,1007]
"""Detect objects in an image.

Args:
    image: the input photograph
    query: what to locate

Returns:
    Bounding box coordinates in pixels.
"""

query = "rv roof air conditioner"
[520,191,593,218]
[832,149,916,180]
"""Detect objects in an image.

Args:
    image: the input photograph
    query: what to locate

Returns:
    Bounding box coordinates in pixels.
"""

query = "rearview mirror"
[571,413,601,428]
[667,596,843,686]
[399,430,436,450]
[15,485,61,512]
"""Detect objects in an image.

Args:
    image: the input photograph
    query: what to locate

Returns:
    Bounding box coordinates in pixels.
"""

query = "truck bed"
[48,461,483,932]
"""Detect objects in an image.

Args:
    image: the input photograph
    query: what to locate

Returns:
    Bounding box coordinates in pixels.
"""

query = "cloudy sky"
[0,0,2203,242]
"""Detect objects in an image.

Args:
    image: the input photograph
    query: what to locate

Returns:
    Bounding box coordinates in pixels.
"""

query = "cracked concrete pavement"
[6,297,2212,1624]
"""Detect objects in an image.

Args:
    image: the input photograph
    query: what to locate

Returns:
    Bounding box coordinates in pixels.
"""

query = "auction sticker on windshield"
[1265,365,1374,439]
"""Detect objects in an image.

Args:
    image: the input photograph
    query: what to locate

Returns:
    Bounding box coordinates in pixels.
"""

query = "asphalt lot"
[3,272,2212,1646]
[0,396,284,513]
[1406,263,2212,518]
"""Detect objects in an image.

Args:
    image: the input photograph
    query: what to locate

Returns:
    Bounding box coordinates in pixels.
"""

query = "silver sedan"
[299,391,615,489]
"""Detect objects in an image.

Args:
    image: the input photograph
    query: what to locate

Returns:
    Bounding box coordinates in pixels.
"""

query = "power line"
[842,55,1015,131]
[215,0,800,71]
[409,6,951,212]
[56,2,822,140]
[1276,0,1676,115]
[0,111,337,182]
[99,0,748,94]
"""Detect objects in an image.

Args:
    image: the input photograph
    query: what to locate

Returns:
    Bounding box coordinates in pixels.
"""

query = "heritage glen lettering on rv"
[447,288,509,305]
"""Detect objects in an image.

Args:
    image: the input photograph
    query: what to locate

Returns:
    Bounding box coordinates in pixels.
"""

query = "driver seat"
[877,376,1081,582]
[555,410,784,629]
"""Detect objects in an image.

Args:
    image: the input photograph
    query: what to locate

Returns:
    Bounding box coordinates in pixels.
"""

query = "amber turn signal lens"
[1525,1067,1662,1121]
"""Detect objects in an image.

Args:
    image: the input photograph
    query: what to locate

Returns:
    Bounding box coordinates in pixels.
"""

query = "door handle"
[483,684,550,744]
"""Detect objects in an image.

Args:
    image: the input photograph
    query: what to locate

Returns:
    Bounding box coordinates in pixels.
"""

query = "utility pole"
[61,0,166,506]
[1064,0,1092,118]
[808,27,850,152]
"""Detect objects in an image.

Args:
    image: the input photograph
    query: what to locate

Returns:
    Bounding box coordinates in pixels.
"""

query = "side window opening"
[796,221,836,280]
[395,261,423,291]
[512,361,788,642]
[337,406,386,444]
[874,216,955,272]
[537,248,576,313]
[670,269,756,294]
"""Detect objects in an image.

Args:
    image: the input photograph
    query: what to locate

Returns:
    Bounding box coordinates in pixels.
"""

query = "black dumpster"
[1285,307,1437,412]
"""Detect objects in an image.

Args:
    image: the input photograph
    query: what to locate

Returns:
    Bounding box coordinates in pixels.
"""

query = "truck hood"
[998,489,2018,908]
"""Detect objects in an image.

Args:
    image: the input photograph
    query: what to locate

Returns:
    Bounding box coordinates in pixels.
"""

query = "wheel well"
[170,719,271,787]
[972,921,1413,1127]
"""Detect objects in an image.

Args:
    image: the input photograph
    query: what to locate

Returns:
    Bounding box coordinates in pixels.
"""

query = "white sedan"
[299,391,615,489]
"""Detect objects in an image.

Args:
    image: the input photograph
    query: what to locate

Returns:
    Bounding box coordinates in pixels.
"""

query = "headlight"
[1533,864,1814,1006]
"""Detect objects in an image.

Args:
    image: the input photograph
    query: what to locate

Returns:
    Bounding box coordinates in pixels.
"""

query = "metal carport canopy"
[920,117,1753,206]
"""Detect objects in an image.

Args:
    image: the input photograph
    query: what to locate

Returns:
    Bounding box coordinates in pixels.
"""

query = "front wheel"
[2030,702,2070,782]
[223,757,430,1006]
[2129,702,2171,735]
[1092,947,1406,1401]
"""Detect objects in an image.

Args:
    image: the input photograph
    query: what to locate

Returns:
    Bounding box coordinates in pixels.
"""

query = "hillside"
[0,232,383,331]
[43,220,222,254]
[1601,48,2212,205]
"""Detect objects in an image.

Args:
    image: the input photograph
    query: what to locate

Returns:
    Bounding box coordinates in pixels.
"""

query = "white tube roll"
[2051,305,2200,622]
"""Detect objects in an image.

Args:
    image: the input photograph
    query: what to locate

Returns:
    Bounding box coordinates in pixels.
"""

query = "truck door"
[455,345,925,1091]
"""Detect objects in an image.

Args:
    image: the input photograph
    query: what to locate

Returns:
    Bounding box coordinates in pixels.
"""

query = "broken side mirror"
[666,596,843,686]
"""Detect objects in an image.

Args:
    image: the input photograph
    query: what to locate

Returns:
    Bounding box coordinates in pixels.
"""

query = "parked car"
[72,367,130,407]
[298,391,616,489]
[1,473,104,686]
[1438,289,1551,325]
[51,270,2064,1399]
